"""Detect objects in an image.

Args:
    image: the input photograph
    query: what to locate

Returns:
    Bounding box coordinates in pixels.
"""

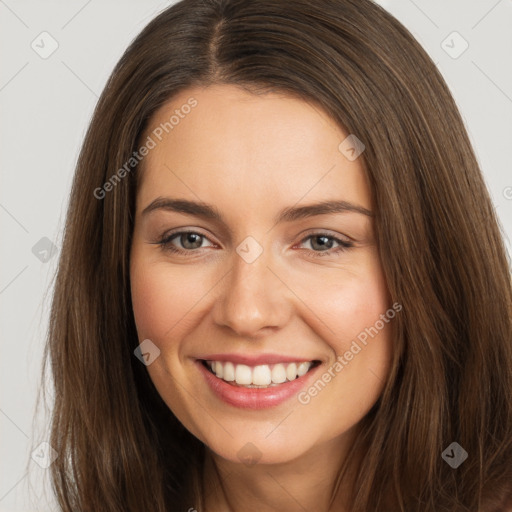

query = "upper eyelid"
[159,228,215,244]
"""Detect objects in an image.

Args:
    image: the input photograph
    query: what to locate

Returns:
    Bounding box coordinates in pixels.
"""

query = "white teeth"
[205,360,315,387]
[235,364,252,385]
[223,361,235,381]
[271,364,287,384]
[253,365,272,385]
[214,361,223,379]
[297,362,310,377]
[286,363,297,382]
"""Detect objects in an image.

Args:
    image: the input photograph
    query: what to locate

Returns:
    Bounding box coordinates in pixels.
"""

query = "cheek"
[297,252,393,405]
[300,255,391,347]
[131,269,166,340]
[129,254,213,441]
[130,259,192,344]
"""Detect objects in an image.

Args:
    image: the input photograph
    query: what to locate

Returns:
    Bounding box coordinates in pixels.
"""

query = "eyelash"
[155,230,354,258]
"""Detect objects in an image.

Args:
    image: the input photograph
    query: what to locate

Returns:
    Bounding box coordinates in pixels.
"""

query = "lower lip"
[196,360,321,410]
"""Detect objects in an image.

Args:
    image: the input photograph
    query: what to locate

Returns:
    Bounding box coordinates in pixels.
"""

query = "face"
[130,84,394,466]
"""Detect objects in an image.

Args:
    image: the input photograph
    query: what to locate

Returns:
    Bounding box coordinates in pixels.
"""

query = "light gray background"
[1,1,511,510]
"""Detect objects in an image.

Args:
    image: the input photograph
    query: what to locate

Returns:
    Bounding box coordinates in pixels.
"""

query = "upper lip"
[196,353,319,366]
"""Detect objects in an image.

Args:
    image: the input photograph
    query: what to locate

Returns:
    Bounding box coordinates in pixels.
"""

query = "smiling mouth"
[200,359,321,388]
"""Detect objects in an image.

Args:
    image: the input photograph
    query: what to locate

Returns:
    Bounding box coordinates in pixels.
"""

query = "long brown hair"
[42,0,512,510]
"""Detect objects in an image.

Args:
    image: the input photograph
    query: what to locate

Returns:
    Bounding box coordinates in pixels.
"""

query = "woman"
[42,0,512,510]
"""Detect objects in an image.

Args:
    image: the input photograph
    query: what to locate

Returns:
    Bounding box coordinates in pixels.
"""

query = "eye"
[156,230,214,254]
[154,230,353,257]
[296,232,353,258]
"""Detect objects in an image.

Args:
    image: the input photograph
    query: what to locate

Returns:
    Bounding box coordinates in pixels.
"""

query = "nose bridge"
[213,237,289,336]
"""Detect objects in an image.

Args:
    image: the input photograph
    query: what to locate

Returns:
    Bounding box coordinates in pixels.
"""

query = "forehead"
[136,84,372,215]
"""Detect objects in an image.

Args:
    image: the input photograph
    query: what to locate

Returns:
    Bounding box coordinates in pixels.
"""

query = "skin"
[130,84,394,512]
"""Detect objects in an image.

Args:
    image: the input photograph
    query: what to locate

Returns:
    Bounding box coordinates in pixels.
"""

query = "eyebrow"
[141,197,373,225]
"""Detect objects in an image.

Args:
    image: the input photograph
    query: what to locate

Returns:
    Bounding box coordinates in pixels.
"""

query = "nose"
[212,243,292,338]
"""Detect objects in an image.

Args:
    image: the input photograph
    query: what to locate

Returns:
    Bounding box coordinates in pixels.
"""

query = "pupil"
[183,233,202,249]
[312,235,333,251]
